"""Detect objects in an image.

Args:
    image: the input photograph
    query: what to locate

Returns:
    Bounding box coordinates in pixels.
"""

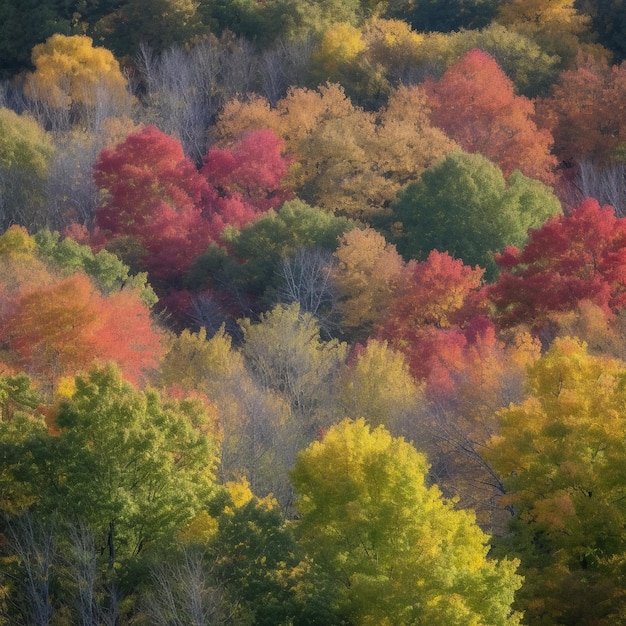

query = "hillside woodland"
[3,0,626,623]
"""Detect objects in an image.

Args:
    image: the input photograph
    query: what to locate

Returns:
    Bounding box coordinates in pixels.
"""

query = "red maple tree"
[201,128,295,235]
[486,198,626,328]
[424,49,557,184]
[94,126,213,282]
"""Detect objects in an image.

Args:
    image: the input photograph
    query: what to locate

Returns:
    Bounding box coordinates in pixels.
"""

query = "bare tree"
[22,76,72,133]
[219,37,259,104]
[276,247,340,339]
[567,159,626,216]
[80,78,134,134]
[45,132,100,229]
[137,43,214,162]
[64,523,99,626]
[258,36,313,105]
[137,37,259,162]
[187,292,230,337]
[3,514,57,626]
[62,523,121,626]
[141,547,228,626]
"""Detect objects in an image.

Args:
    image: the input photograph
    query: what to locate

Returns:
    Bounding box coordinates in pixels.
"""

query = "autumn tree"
[486,337,626,624]
[337,339,425,436]
[332,227,407,341]
[417,322,541,532]
[424,49,557,184]
[0,226,162,387]
[555,300,626,364]
[310,21,389,108]
[486,198,626,330]
[33,229,157,306]
[369,83,458,203]
[386,151,561,278]
[23,34,132,131]
[361,17,424,86]
[212,83,457,221]
[94,125,292,289]
[0,272,163,388]
[200,128,295,233]
[536,54,626,165]
[311,21,366,82]
[496,0,599,68]
[288,82,456,218]
[94,125,213,284]
[376,250,484,389]
[292,418,523,625]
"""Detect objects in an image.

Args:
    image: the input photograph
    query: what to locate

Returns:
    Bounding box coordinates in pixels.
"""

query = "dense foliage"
[1,1,626,623]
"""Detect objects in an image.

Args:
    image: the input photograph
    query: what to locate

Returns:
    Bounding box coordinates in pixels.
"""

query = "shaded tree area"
[576,0,626,62]
[385,0,506,33]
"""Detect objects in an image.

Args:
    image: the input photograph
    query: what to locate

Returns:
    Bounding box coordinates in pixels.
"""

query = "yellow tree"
[337,339,425,435]
[23,34,132,130]
[332,227,408,341]
[361,17,424,83]
[292,418,523,625]
[374,84,458,191]
[487,337,626,624]
[312,22,366,78]
[212,83,456,220]
[496,0,602,67]
[310,21,389,107]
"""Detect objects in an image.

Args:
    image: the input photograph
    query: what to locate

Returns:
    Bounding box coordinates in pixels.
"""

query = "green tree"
[487,337,626,624]
[292,418,523,625]
[34,229,157,306]
[0,109,54,231]
[204,480,337,625]
[578,0,626,62]
[0,0,73,78]
[96,0,207,58]
[192,200,355,308]
[0,365,219,570]
[0,374,45,514]
[386,151,561,278]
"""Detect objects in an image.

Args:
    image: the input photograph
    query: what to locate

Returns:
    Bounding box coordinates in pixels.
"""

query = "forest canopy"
[1,1,626,623]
